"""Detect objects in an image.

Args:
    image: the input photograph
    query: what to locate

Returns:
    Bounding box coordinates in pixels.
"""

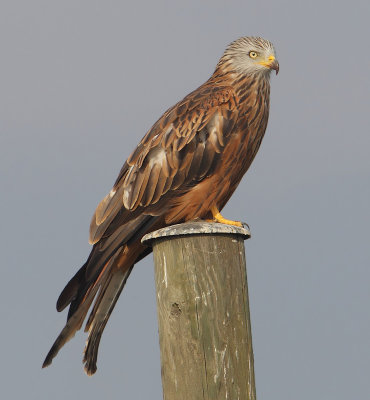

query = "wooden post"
[142,222,255,400]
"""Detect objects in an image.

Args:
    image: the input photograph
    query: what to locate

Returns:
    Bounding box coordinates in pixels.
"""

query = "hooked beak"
[259,55,279,75]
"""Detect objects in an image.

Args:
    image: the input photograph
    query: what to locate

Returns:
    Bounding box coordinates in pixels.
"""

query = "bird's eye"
[249,51,258,59]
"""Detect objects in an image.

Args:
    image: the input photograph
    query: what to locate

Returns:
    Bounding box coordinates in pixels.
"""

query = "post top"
[141,221,251,245]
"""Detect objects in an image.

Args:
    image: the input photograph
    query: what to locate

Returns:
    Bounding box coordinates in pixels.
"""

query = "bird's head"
[219,36,279,77]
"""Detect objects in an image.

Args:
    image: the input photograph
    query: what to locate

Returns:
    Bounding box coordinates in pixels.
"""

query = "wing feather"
[95,185,125,226]
[186,140,205,180]
[151,169,168,204]
[125,166,148,209]
[141,163,161,206]
[198,138,217,178]
[89,84,238,243]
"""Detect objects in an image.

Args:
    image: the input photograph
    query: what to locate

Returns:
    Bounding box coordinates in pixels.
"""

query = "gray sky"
[1,1,369,399]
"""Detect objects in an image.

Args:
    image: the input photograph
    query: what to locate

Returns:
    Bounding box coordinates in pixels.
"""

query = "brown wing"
[89,83,239,247]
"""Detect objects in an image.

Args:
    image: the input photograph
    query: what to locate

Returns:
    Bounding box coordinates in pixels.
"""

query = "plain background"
[1,1,369,399]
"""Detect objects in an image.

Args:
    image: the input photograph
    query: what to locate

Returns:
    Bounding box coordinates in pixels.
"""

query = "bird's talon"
[210,206,246,227]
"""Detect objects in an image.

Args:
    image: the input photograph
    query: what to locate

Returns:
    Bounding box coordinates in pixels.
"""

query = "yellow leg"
[208,206,243,227]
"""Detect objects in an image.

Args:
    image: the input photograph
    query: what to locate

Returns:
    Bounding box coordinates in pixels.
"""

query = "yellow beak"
[259,55,279,74]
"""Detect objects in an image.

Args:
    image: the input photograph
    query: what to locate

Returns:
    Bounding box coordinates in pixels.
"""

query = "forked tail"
[42,248,134,375]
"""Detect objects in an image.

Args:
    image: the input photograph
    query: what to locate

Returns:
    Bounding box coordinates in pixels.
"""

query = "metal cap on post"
[142,221,255,400]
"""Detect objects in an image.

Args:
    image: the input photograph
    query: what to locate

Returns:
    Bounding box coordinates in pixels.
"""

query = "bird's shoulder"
[124,83,237,169]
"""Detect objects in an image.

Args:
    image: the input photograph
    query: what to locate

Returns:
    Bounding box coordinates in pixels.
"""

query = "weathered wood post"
[142,221,255,400]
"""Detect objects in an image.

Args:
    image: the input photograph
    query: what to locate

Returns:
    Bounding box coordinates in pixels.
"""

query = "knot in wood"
[170,302,182,317]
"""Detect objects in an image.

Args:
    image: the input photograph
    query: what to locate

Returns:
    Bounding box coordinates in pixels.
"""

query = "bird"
[42,36,279,375]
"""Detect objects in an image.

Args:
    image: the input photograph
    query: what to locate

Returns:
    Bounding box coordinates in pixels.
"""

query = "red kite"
[43,36,279,375]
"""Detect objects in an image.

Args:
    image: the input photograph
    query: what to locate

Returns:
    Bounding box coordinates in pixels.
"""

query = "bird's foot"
[207,206,244,227]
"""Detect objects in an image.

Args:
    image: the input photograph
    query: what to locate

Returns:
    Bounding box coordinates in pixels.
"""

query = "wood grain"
[144,222,255,400]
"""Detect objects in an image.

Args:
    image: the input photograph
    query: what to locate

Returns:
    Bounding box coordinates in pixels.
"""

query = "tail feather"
[42,252,117,369]
[56,262,88,313]
[43,248,136,375]
[83,265,134,375]
[43,214,160,374]
[42,283,99,369]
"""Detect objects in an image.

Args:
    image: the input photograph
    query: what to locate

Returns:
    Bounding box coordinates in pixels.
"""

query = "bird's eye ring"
[249,51,258,59]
